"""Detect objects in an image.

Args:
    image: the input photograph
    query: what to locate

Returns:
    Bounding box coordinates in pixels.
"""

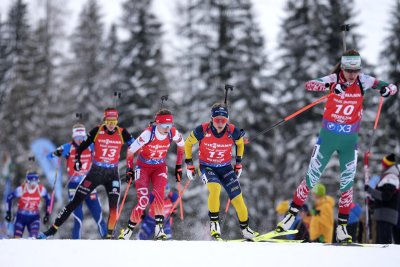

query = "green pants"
[305,128,358,192]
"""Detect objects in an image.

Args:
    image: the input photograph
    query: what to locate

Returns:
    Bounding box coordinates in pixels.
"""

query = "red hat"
[155,114,173,124]
[382,153,396,169]
[104,109,118,119]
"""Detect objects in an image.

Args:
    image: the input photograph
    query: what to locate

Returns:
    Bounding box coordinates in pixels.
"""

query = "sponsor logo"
[204,143,230,149]
[112,180,120,187]
[83,180,92,188]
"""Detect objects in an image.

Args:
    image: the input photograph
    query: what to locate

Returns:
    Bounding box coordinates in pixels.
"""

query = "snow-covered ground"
[0,239,398,267]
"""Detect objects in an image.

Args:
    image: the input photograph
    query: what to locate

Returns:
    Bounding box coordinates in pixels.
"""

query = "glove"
[175,164,182,182]
[126,168,134,183]
[330,83,346,95]
[5,211,11,222]
[364,184,371,192]
[73,156,82,171]
[46,152,54,160]
[310,208,321,216]
[185,159,195,180]
[234,164,242,178]
[43,213,50,224]
[380,84,398,97]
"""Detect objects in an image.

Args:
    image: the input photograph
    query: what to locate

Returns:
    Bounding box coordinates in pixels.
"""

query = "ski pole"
[178,181,184,221]
[249,94,330,142]
[219,199,231,231]
[165,180,191,220]
[116,177,133,222]
[363,96,384,242]
[48,157,61,215]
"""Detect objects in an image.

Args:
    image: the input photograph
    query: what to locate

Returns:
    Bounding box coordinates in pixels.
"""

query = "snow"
[0,239,398,267]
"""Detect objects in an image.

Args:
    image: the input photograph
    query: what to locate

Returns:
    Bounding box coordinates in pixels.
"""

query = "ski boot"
[241,226,260,239]
[154,215,167,240]
[336,224,352,243]
[210,220,222,241]
[276,206,299,232]
[118,220,136,240]
[37,225,58,239]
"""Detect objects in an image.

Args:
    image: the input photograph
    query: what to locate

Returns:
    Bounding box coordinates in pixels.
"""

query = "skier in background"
[39,107,134,239]
[184,102,259,240]
[137,183,179,240]
[119,108,184,240]
[276,49,398,243]
[47,123,107,239]
[5,171,50,238]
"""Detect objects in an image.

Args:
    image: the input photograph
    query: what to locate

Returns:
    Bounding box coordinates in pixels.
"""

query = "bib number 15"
[209,151,225,159]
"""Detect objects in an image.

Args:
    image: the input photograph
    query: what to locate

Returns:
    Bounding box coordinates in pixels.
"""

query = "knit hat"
[72,123,86,138]
[312,183,326,197]
[275,200,289,215]
[382,153,396,169]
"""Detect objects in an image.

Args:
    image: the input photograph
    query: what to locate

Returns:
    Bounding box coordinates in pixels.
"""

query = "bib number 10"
[335,104,354,115]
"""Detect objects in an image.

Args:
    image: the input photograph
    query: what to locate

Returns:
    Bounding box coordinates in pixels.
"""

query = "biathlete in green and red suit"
[184,102,259,240]
[38,107,134,239]
[276,49,398,243]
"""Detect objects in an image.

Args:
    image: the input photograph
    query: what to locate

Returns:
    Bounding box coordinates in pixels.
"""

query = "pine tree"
[0,0,35,162]
[379,0,400,154]
[63,0,106,126]
[117,0,168,131]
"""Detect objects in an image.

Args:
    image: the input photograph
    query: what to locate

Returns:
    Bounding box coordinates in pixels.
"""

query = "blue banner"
[31,138,63,205]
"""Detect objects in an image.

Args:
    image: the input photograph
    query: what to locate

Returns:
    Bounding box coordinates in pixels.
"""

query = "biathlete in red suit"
[5,171,50,238]
[119,108,184,240]
[184,102,259,240]
[39,108,134,239]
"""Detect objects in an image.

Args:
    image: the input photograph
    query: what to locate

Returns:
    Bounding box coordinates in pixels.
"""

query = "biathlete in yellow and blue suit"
[184,102,259,240]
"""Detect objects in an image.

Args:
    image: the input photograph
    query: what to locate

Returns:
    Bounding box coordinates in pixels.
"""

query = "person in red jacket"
[184,102,258,240]
[276,49,398,243]
[119,108,184,240]
[5,171,50,238]
[39,108,134,239]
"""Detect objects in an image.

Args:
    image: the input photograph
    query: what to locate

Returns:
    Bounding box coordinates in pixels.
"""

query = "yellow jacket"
[309,195,335,243]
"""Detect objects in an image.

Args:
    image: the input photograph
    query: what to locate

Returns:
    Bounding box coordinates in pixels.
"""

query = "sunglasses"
[343,69,360,74]
[105,119,118,124]
[74,136,85,141]
[160,123,173,129]
[212,117,228,124]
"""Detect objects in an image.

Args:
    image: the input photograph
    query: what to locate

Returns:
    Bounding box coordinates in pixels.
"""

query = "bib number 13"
[102,148,117,158]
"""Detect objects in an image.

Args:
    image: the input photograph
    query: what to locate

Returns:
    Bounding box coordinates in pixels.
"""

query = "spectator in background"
[309,183,335,243]
[347,202,362,243]
[365,154,399,244]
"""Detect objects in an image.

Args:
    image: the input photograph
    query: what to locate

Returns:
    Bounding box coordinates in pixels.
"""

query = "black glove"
[380,84,397,97]
[43,213,50,224]
[126,168,134,183]
[74,156,82,171]
[5,211,11,222]
[330,83,346,95]
[364,184,371,192]
[175,164,182,182]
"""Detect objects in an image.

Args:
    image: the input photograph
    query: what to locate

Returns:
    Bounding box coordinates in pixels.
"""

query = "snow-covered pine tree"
[0,0,36,169]
[63,0,106,127]
[379,0,400,155]
[117,0,169,132]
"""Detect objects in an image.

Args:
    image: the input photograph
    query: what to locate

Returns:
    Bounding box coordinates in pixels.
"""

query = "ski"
[226,229,299,242]
[323,243,389,248]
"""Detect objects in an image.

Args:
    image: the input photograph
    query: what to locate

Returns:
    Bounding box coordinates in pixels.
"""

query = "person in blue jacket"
[137,184,179,240]
[47,123,107,239]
